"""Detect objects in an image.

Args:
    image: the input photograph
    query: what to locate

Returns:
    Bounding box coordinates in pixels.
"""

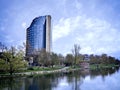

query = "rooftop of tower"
[27,15,51,29]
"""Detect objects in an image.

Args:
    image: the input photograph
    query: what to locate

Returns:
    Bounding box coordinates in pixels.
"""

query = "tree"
[50,52,59,67]
[0,46,27,75]
[72,44,81,66]
[65,54,74,66]
[8,54,27,75]
[0,58,8,72]
[37,49,51,67]
[100,54,108,65]
[0,42,7,52]
[58,54,64,66]
[108,56,116,64]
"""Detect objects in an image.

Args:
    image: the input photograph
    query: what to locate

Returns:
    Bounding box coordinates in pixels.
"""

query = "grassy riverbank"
[0,64,119,77]
[90,64,119,70]
[26,66,64,72]
[0,66,68,77]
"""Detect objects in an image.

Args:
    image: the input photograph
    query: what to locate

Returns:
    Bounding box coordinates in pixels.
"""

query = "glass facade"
[26,16,51,56]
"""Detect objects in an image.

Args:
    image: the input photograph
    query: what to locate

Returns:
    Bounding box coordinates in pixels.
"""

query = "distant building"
[84,54,90,61]
[26,15,51,57]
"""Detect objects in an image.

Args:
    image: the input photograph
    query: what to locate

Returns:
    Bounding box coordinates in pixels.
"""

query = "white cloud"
[53,15,120,55]
[53,16,81,42]
[21,22,27,28]
[53,18,70,42]
[75,17,120,54]
[81,46,94,54]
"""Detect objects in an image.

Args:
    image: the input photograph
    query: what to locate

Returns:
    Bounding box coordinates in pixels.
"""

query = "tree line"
[0,43,120,75]
[26,44,120,67]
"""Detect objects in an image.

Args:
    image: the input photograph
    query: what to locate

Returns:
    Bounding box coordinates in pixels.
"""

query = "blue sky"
[0,0,120,58]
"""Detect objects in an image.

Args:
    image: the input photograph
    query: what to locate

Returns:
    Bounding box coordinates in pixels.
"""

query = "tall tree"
[72,44,81,66]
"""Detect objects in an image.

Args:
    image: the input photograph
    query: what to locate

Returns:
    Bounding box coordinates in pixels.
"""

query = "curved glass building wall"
[26,15,51,56]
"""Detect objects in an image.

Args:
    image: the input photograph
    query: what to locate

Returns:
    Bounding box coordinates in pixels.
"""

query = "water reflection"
[0,77,23,90]
[0,67,120,90]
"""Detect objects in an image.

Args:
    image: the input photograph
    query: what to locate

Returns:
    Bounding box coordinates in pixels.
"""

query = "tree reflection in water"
[0,67,119,90]
[0,77,23,90]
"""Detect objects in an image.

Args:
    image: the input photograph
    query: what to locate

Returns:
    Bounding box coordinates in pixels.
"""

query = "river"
[0,67,120,90]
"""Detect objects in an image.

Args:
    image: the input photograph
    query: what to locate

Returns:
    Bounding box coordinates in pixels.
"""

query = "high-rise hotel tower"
[26,15,51,56]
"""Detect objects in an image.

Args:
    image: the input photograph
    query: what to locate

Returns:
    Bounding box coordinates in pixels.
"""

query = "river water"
[0,67,120,90]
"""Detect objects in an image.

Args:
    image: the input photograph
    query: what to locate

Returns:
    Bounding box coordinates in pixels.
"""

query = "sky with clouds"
[0,0,120,58]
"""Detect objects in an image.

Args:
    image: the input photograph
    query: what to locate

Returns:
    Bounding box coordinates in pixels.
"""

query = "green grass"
[26,66,63,72]
[67,65,81,70]
[90,64,119,70]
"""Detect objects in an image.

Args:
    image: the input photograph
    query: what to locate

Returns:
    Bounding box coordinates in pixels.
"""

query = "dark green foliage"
[89,53,120,65]
[65,54,74,66]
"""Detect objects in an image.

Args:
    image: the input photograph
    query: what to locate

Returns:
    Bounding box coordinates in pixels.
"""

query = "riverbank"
[0,67,81,77]
[0,64,119,77]
[90,64,119,70]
